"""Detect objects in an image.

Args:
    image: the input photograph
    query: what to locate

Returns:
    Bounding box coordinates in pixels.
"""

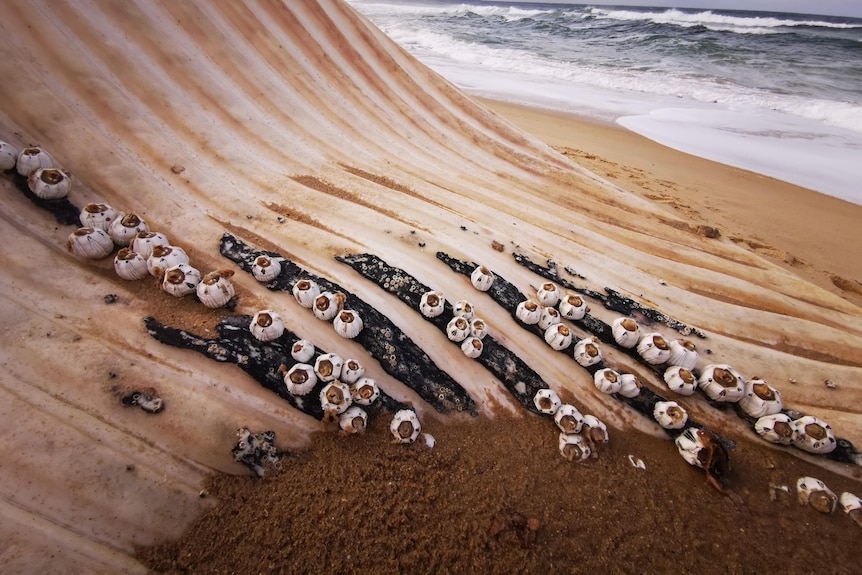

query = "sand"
[0,1,860,573]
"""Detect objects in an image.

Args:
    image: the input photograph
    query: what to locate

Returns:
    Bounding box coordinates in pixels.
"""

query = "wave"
[588,7,862,32]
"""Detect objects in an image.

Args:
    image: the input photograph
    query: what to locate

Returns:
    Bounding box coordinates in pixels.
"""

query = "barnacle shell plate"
[583,414,609,443]
[754,413,798,445]
[67,227,114,259]
[698,364,746,403]
[390,409,421,444]
[668,339,698,370]
[533,389,561,415]
[469,318,489,340]
[612,317,640,348]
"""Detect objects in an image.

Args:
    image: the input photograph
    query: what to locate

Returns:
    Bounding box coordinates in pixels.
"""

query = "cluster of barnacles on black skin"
[120,388,164,414]
[231,428,280,478]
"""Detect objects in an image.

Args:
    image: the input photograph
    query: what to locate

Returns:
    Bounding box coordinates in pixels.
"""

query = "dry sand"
[0,1,860,573]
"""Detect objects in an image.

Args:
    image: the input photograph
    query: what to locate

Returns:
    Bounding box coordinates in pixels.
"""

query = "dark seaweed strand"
[143,315,406,419]
[219,233,476,415]
[336,253,553,415]
[513,253,706,339]
[4,171,82,226]
[436,252,735,448]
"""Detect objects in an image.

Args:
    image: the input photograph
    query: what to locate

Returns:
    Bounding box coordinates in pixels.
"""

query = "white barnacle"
[559,432,591,462]
[147,244,189,277]
[15,146,54,176]
[108,212,149,247]
[593,368,622,395]
[131,231,170,259]
[161,264,202,298]
[292,279,321,308]
[283,363,318,396]
[668,339,698,370]
[653,401,688,430]
[611,317,640,348]
[461,336,483,359]
[515,300,541,325]
[663,365,698,396]
[544,323,573,351]
[290,339,315,363]
[314,353,344,383]
[797,476,837,514]
[390,409,421,444]
[839,492,862,527]
[537,306,561,330]
[698,364,746,403]
[754,413,799,445]
[452,299,475,320]
[636,332,671,365]
[617,373,642,398]
[320,381,352,415]
[312,291,344,322]
[554,404,584,435]
[470,265,495,291]
[0,140,20,171]
[469,318,489,340]
[573,337,602,367]
[249,310,285,342]
[674,427,710,469]
[350,377,380,406]
[113,248,149,280]
[583,414,609,444]
[66,227,114,259]
[333,309,363,339]
[419,291,445,318]
[446,316,471,342]
[792,415,837,454]
[28,168,71,199]
[536,282,561,307]
[533,389,561,415]
[340,359,365,385]
[251,255,282,282]
[197,270,236,308]
[738,378,783,418]
[80,203,120,232]
[558,294,588,320]
[338,405,368,434]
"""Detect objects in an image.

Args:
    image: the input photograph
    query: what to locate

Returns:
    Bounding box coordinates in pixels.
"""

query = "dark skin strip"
[5,170,82,226]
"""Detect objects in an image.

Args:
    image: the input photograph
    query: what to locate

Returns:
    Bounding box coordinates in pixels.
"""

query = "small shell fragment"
[249,310,285,342]
[470,265,495,291]
[627,455,646,470]
[559,432,590,462]
[554,404,584,435]
[197,270,236,308]
[533,389,561,415]
[66,227,114,259]
[419,291,445,318]
[251,255,282,282]
[390,409,421,444]
[653,401,688,430]
[797,476,837,514]
[612,317,640,348]
[698,364,746,403]
[293,279,321,308]
[113,248,149,280]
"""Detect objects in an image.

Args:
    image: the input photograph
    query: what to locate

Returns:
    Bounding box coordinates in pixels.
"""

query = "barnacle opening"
[773,421,794,438]
[469,339,483,351]
[681,339,696,351]
[120,213,142,227]
[339,311,355,323]
[397,420,415,440]
[425,293,440,306]
[566,295,583,307]
[805,423,828,440]
[40,169,63,184]
[346,360,360,371]
[621,318,637,331]
[151,244,172,258]
[357,383,375,400]
[561,443,584,462]
[350,416,366,432]
[752,382,775,400]
[537,396,554,411]
[23,147,41,155]
[557,325,570,336]
[454,317,468,330]
[289,369,309,384]
[315,295,332,311]
[116,247,136,260]
[585,343,599,357]
[809,491,836,514]
[255,256,273,268]
[165,269,185,284]
[317,360,334,378]
[73,227,95,237]
[256,313,273,327]
[325,385,345,405]
[524,301,538,311]
[667,406,685,423]
[653,335,669,350]
[84,203,109,214]
[296,280,313,291]
[558,415,579,433]
[679,368,694,384]
[604,370,618,383]
[714,367,736,387]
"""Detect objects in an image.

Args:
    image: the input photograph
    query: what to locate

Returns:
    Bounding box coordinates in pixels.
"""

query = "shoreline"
[479,97,862,308]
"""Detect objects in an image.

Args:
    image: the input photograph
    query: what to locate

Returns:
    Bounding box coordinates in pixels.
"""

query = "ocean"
[347,1,862,205]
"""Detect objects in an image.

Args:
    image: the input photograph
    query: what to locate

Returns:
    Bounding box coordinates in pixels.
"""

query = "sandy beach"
[1,1,861,573]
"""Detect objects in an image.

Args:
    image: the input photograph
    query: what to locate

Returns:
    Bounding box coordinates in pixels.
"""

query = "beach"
[0,1,861,573]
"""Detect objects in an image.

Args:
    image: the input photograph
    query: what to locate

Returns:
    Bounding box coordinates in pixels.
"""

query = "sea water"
[348,1,862,205]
